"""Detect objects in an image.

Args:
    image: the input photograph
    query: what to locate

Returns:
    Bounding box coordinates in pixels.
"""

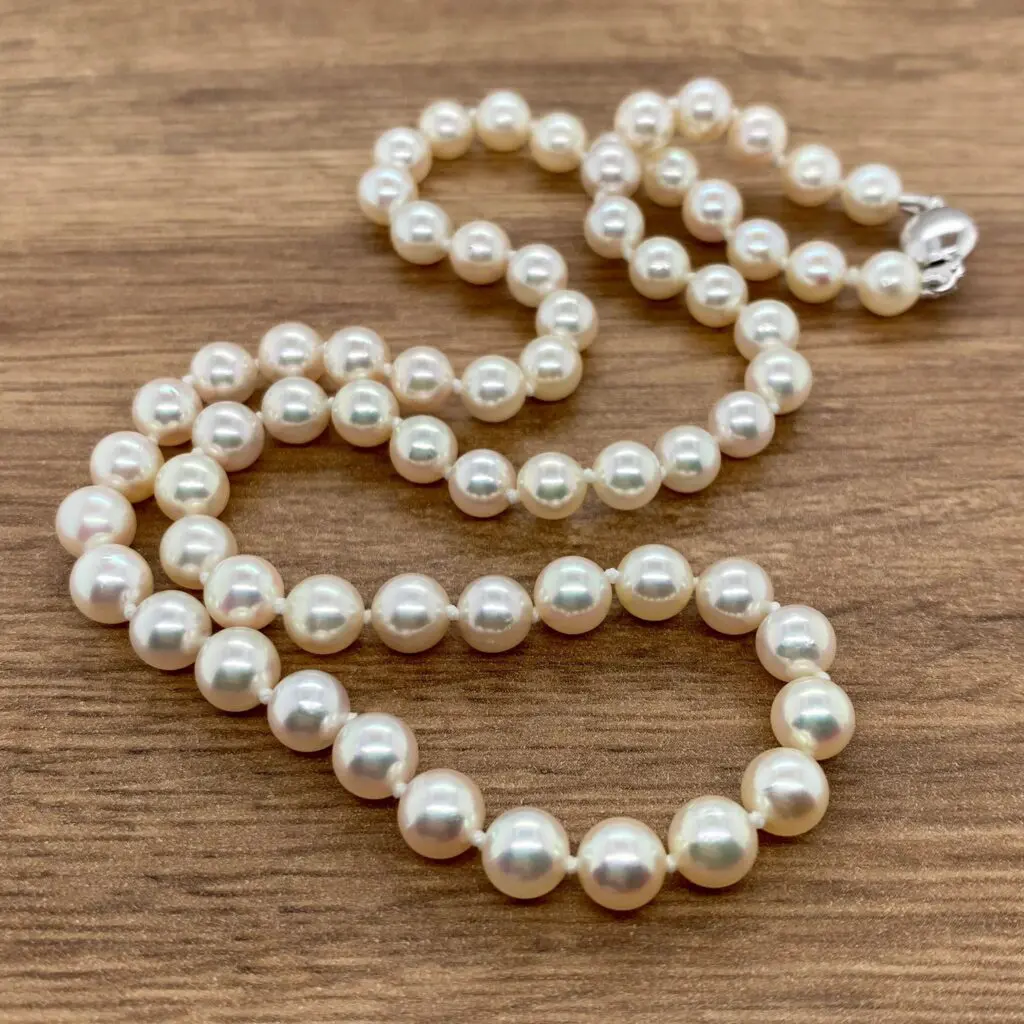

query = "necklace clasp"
[899,196,978,299]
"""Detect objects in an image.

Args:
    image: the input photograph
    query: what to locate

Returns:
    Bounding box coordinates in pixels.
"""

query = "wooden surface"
[2,1,1022,1021]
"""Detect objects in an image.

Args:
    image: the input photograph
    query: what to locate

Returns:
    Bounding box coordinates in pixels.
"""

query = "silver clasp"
[899,196,978,299]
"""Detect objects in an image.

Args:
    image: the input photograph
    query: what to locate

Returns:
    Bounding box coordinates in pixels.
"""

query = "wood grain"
[1,1,1022,1021]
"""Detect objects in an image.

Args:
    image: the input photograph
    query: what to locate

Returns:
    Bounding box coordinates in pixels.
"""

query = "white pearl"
[628,236,691,299]
[389,200,452,265]
[194,627,281,712]
[519,335,583,401]
[745,347,813,414]
[782,144,842,207]
[283,574,365,655]
[741,747,830,836]
[584,195,644,260]
[786,240,848,303]
[682,178,743,243]
[322,326,391,387]
[460,355,527,422]
[331,378,398,448]
[56,485,136,556]
[129,590,211,671]
[529,111,587,172]
[668,796,758,889]
[257,322,323,381]
[449,220,511,285]
[261,377,331,444]
[756,604,836,681]
[390,345,455,412]
[371,573,450,653]
[398,769,484,859]
[154,452,230,521]
[69,543,153,624]
[457,574,533,653]
[733,299,800,361]
[389,414,457,483]
[591,440,661,511]
[842,163,902,225]
[448,449,515,518]
[534,556,611,635]
[727,218,789,281]
[203,554,284,630]
[191,401,264,471]
[726,105,788,165]
[372,126,432,182]
[642,146,699,207]
[675,78,733,142]
[418,99,474,159]
[771,677,856,760]
[577,816,667,911]
[506,244,567,308]
[615,544,694,621]
[614,90,674,151]
[333,713,418,799]
[90,431,163,503]
[159,514,237,589]
[856,250,922,317]
[475,90,531,151]
[709,390,775,458]
[535,290,598,351]
[267,669,350,753]
[517,452,588,520]
[696,557,774,635]
[655,425,721,494]
[357,165,417,226]
[685,264,748,328]
[189,342,259,403]
[580,135,641,197]
[132,378,202,446]
[482,807,570,899]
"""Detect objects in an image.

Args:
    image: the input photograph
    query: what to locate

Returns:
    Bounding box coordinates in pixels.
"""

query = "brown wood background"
[2,1,1022,1021]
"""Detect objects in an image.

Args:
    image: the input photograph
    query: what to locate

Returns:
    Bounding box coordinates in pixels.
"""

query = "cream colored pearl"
[267,669,350,753]
[529,111,587,172]
[675,77,733,142]
[591,440,661,511]
[391,345,455,412]
[771,677,855,760]
[129,590,211,671]
[628,236,691,299]
[584,195,644,260]
[517,451,588,520]
[482,807,570,899]
[90,431,163,503]
[580,135,641,197]
[577,817,667,911]
[756,604,836,681]
[132,378,202,446]
[668,796,758,889]
[418,99,474,159]
[727,218,789,281]
[283,574,365,655]
[856,250,922,317]
[786,240,848,303]
[389,200,452,265]
[389,414,457,483]
[682,178,743,243]
[733,299,800,361]
[257,322,323,381]
[741,747,829,836]
[642,146,699,207]
[709,390,775,458]
[535,290,598,352]
[614,90,674,151]
[745,347,813,415]
[371,573,450,653]
[449,220,511,285]
[56,485,136,556]
[189,341,259,403]
[69,543,153,624]
[842,163,902,225]
[460,355,527,422]
[685,264,748,328]
[782,144,842,207]
[357,165,417,226]
[655,425,721,493]
[519,335,583,401]
[159,514,237,589]
[154,452,229,521]
[203,554,284,630]
[534,556,611,635]
[727,105,788,165]
[191,401,264,472]
[696,557,774,635]
[615,544,694,621]
[331,378,398,448]
[333,713,418,800]
[506,244,568,308]
[194,627,281,712]
[475,90,530,151]
[372,126,432,183]
[323,326,391,387]
[261,377,331,444]
[448,449,515,518]
[398,769,484,859]
[457,575,533,653]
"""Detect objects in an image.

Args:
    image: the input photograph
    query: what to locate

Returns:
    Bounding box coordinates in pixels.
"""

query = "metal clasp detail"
[899,196,978,299]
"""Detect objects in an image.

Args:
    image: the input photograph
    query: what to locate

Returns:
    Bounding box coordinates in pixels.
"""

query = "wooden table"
[2,1,1021,1021]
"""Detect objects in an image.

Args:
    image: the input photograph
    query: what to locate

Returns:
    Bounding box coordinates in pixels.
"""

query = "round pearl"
[580,135,641,197]
[154,452,229,521]
[856,250,922,317]
[642,146,700,207]
[655,425,721,493]
[449,220,511,285]
[709,390,775,458]
[756,604,836,681]
[132,378,202,446]
[482,807,570,899]
[842,163,902,225]
[519,335,583,401]
[389,414,457,484]
[771,677,856,761]
[668,796,758,889]
[331,379,398,448]
[357,165,417,226]
[371,573,450,653]
[685,264,748,328]
[786,240,848,303]
[372,126,432,183]
[322,326,391,387]
[696,557,774,635]
[741,747,830,836]
[189,341,259,403]
[203,554,284,630]
[56,485,136,556]
[194,627,281,712]
[726,105,788,165]
[461,355,527,422]
[506,244,567,308]
[69,543,153,624]
[584,195,645,260]
[577,817,667,912]
[159,514,237,589]
[628,236,691,300]
[391,345,455,412]
[534,556,611,635]
[261,377,331,444]
[333,713,418,800]
[283,574,365,655]
[675,77,733,142]
[389,200,452,265]
[782,144,843,207]
[257,322,323,381]
[535,290,598,352]
[267,669,350,753]
[191,401,264,472]
[475,90,531,152]
[129,590,211,671]
[727,219,789,281]
[448,449,515,518]
[457,574,533,653]
[745,347,813,415]
[397,769,484,859]
[614,90,674,151]
[90,431,163,503]
[615,544,694,621]
[733,299,800,361]
[591,440,662,511]
[517,451,588,520]
[529,111,587,172]
[682,178,743,243]
[418,99,474,159]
